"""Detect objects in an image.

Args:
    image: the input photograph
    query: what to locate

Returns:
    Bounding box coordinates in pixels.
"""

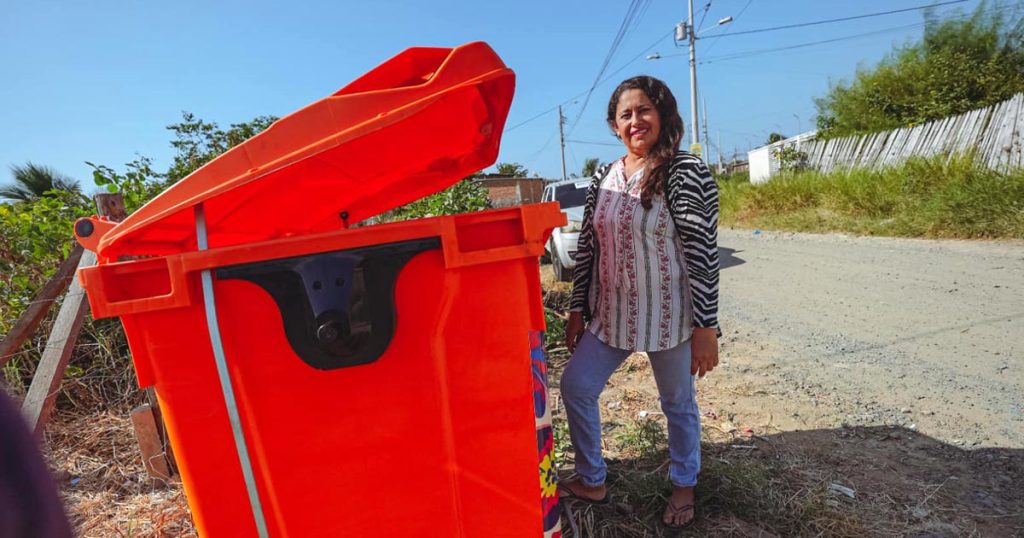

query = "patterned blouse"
[587,159,692,350]
[570,151,720,351]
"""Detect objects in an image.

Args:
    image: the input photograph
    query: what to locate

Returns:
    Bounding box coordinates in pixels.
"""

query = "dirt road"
[714,227,1024,448]
[542,228,1024,535]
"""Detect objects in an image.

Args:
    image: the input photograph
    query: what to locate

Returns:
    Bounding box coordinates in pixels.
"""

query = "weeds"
[615,418,668,459]
[717,154,1024,238]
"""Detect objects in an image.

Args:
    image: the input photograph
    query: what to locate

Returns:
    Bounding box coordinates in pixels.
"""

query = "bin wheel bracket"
[216,237,440,370]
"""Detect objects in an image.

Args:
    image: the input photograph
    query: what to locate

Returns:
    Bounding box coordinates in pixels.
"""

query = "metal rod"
[195,204,270,538]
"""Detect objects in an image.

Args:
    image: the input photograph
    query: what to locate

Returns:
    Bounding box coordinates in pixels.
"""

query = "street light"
[652,5,733,151]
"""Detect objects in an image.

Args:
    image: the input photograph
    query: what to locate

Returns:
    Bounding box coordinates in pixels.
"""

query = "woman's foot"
[662,485,695,528]
[557,476,608,504]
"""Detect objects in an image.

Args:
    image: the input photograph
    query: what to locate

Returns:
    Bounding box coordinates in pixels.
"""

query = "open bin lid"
[81,41,515,260]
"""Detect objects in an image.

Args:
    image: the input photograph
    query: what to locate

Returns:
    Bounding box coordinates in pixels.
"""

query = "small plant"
[551,416,573,467]
[772,145,809,172]
[615,417,667,458]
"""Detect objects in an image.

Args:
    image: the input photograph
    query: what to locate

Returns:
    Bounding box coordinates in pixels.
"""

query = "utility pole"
[660,9,731,155]
[687,0,699,149]
[558,105,567,182]
[702,97,710,160]
[717,131,724,173]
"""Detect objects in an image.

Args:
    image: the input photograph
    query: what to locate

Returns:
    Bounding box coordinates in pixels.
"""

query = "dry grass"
[44,411,195,537]
[548,396,879,536]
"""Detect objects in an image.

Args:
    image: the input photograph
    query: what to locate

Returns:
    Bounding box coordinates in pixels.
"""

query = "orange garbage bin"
[74,42,564,537]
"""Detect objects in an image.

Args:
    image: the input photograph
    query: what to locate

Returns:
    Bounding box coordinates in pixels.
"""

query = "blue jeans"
[560,331,701,488]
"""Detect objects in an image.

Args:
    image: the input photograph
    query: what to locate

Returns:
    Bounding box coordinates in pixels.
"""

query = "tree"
[766,133,786,145]
[582,158,601,178]
[166,112,278,183]
[496,162,529,177]
[815,2,1024,137]
[87,112,278,212]
[1,163,81,202]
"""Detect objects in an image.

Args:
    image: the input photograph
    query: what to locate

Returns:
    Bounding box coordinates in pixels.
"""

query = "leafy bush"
[1,113,276,406]
[815,2,1024,137]
[0,192,94,390]
[386,178,490,221]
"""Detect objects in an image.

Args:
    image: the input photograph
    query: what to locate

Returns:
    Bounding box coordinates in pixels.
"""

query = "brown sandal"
[662,500,695,529]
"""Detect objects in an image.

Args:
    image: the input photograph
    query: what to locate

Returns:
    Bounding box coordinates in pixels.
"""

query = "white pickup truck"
[541,178,591,281]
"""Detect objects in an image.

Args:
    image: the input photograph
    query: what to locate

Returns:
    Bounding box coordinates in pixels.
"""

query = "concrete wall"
[748,147,772,184]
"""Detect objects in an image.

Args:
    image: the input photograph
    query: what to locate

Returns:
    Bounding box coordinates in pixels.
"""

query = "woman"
[557,76,720,530]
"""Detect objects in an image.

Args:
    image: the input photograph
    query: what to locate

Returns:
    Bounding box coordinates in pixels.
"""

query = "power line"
[505,105,560,132]
[702,0,754,55]
[567,139,622,147]
[598,30,674,86]
[526,129,561,162]
[566,141,581,175]
[700,3,1015,65]
[510,0,976,136]
[697,0,713,32]
[711,0,967,39]
[701,21,926,64]
[570,0,652,133]
[506,30,672,134]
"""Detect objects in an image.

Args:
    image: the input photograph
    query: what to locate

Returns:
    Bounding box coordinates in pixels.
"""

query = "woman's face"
[613,89,661,157]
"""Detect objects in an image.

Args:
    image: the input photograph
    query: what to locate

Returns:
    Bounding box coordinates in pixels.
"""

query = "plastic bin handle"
[440,205,565,269]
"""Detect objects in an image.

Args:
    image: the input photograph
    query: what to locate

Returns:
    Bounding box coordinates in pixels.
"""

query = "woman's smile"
[614,89,662,154]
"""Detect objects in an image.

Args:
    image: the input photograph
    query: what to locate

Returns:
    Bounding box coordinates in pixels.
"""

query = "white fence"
[749,92,1024,183]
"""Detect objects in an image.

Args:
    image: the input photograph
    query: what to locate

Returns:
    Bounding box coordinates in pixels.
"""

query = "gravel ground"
[714,227,1024,449]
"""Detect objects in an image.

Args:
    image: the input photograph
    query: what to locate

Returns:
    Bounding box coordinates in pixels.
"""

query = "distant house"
[473,174,552,207]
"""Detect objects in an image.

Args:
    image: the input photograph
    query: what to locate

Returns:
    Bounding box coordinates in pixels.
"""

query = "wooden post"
[131,403,174,485]
[20,194,120,436]
[93,193,127,222]
[20,249,96,436]
[0,245,84,369]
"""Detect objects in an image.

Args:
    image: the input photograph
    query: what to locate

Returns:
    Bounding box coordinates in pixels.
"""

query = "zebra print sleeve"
[569,163,611,317]
[666,152,720,332]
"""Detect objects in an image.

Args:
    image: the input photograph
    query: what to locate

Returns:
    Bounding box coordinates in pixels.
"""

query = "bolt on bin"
[73,41,566,537]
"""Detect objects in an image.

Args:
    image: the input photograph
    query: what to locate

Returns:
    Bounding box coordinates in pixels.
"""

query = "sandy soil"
[714,227,1024,449]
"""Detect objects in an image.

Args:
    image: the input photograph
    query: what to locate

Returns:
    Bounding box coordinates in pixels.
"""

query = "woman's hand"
[690,327,719,378]
[565,312,585,354]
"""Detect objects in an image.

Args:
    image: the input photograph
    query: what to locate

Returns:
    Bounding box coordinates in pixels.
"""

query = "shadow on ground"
[719,247,746,271]
[558,425,1023,537]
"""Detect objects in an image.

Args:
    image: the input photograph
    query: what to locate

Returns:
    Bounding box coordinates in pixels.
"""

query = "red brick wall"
[478,178,548,207]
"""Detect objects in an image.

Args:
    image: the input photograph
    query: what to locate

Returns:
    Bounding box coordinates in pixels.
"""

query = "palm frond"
[2,162,80,201]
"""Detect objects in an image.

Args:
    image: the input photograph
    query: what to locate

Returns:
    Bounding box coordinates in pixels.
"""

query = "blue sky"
[1,0,990,189]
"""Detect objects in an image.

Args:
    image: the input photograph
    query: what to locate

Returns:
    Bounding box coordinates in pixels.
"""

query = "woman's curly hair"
[607,76,684,209]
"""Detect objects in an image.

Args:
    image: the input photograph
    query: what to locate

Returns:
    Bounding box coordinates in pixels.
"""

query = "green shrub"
[719,155,1024,239]
[816,2,1024,137]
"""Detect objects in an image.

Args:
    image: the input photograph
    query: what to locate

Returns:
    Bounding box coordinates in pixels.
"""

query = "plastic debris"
[828,483,856,499]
